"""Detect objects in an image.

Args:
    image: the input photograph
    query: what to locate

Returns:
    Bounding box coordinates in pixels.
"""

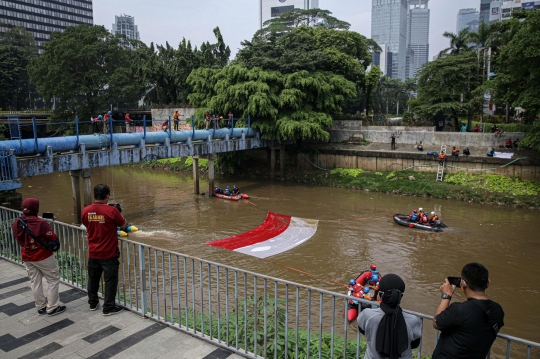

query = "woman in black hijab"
[357,274,422,359]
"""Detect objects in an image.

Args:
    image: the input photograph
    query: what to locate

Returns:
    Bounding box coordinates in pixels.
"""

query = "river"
[18,166,540,344]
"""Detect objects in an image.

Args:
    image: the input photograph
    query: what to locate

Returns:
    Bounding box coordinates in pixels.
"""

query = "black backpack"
[472,299,500,335]
[17,217,61,253]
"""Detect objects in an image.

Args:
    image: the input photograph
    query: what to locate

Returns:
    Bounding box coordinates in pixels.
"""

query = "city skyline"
[112,14,140,40]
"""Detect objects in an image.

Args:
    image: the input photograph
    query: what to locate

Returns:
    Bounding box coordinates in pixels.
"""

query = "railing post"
[75,116,79,149]
[192,115,195,137]
[109,112,113,144]
[32,117,38,154]
[168,116,172,138]
[231,116,234,129]
[213,115,216,137]
[143,115,147,139]
[138,244,147,317]
[248,115,251,133]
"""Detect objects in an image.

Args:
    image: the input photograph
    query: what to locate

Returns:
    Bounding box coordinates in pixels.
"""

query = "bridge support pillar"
[69,170,82,224]
[280,147,285,180]
[193,156,199,195]
[270,147,276,178]
[208,154,216,197]
[82,168,92,207]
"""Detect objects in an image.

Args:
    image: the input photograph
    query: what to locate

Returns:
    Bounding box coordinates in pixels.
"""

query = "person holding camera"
[12,198,66,316]
[82,184,131,316]
[432,263,505,359]
[357,274,422,359]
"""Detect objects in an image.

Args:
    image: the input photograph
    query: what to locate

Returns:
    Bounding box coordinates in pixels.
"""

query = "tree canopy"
[259,8,351,35]
[29,25,147,120]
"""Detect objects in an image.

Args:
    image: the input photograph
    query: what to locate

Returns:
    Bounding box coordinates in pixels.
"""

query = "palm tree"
[439,28,472,57]
[469,21,493,48]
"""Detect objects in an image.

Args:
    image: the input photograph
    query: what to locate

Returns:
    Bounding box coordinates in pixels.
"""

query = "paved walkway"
[0,259,244,359]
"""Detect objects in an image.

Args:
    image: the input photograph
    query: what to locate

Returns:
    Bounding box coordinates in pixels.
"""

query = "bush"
[444,172,540,196]
[331,168,363,177]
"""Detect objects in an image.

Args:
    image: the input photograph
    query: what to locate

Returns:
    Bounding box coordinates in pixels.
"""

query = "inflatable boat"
[393,214,447,232]
[214,192,249,201]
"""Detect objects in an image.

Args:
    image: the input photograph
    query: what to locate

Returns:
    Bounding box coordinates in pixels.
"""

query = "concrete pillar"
[270,147,276,178]
[193,156,199,195]
[280,147,285,180]
[82,168,92,207]
[69,170,81,224]
[208,154,216,197]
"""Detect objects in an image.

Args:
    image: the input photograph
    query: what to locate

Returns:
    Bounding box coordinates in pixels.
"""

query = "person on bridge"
[12,198,66,316]
[451,146,459,157]
[82,184,133,316]
[432,263,504,359]
[103,111,111,134]
[173,109,182,131]
[232,185,240,195]
[205,112,211,130]
[438,153,446,166]
[92,115,102,134]
[227,111,234,128]
[358,273,422,359]
[162,120,169,132]
[125,113,133,133]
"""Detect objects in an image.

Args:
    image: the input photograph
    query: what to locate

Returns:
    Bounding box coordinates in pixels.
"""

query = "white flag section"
[207,212,319,259]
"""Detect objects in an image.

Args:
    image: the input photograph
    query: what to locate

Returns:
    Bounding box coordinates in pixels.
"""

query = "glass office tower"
[259,0,320,29]
[0,0,93,53]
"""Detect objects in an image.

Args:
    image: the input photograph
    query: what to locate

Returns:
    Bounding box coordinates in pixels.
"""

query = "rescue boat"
[393,214,447,232]
[214,192,249,201]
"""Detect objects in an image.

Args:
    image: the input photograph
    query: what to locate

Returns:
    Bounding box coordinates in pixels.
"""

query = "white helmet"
[419,207,423,212]
[431,211,436,216]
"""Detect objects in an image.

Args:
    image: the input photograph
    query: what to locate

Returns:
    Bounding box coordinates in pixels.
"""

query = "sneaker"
[48,305,66,316]
[89,302,100,311]
[103,306,124,316]
[38,307,47,315]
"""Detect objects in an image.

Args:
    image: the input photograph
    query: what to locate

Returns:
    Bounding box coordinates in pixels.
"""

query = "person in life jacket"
[438,153,446,165]
[409,209,419,222]
[451,146,460,157]
[419,213,429,224]
[92,115,102,134]
[232,185,240,195]
[430,211,439,223]
[417,207,424,222]
[214,186,224,194]
[225,186,231,195]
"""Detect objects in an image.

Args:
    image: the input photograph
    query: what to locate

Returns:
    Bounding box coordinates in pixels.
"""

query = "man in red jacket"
[12,198,66,316]
[82,184,129,316]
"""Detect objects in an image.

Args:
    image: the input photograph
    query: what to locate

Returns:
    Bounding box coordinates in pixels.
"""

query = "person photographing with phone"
[432,263,505,359]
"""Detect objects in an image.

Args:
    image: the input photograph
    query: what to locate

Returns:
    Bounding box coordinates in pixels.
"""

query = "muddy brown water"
[18,166,540,346]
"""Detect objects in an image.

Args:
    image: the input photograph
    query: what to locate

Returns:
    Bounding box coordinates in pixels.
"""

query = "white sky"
[93,0,478,61]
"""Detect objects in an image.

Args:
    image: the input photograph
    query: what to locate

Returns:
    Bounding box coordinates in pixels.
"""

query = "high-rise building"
[406,0,429,77]
[0,0,93,53]
[456,8,479,33]
[372,43,392,77]
[371,0,408,80]
[499,0,540,22]
[112,14,139,40]
[479,0,496,24]
[259,0,320,29]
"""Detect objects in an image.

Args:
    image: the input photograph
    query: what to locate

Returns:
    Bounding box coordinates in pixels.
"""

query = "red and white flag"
[206,212,318,258]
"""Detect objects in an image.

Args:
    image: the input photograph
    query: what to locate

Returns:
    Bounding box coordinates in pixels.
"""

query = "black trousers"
[92,122,99,133]
[391,141,396,149]
[88,256,119,312]
[174,120,179,131]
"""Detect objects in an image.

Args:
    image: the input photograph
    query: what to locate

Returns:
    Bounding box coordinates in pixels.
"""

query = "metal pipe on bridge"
[0,128,257,156]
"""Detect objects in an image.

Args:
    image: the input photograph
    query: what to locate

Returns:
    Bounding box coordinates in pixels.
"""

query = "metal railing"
[0,206,538,359]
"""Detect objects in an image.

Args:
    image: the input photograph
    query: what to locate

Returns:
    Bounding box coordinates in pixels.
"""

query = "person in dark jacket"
[12,198,65,316]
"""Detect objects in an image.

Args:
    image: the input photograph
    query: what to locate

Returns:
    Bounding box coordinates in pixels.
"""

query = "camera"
[42,212,55,220]
[108,203,123,213]
[447,276,461,288]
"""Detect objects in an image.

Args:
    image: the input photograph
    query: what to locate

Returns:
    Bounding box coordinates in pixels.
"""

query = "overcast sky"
[94,0,478,61]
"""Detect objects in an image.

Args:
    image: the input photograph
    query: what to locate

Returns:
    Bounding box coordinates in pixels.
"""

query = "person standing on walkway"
[124,112,133,133]
[391,134,396,150]
[82,184,130,316]
[92,115,102,134]
[173,109,182,131]
[432,263,504,359]
[12,198,66,316]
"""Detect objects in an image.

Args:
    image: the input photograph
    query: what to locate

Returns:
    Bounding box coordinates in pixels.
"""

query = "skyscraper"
[406,0,429,77]
[259,0,320,29]
[0,0,93,53]
[371,0,408,80]
[456,8,479,33]
[479,0,495,24]
[112,14,139,40]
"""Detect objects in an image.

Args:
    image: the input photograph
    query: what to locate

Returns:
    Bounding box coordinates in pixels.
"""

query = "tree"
[187,64,356,142]
[0,26,38,110]
[363,66,381,119]
[29,25,147,121]
[414,51,483,129]
[439,29,472,57]
[469,21,493,49]
[260,8,351,35]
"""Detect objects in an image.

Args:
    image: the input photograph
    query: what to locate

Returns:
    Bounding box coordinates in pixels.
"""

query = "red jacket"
[12,215,57,262]
[125,114,133,122]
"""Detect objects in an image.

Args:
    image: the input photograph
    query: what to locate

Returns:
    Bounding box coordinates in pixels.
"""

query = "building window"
[271,5,294,18]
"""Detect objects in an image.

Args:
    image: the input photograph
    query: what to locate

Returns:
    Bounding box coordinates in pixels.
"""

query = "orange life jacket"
[431,215,439,221]
[439,154,446,160]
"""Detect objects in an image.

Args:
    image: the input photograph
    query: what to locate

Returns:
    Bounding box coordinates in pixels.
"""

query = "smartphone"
[447,276,461,288]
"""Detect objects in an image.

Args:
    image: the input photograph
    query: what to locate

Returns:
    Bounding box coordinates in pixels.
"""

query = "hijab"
[22,198,39,216]
[375,274,408,359]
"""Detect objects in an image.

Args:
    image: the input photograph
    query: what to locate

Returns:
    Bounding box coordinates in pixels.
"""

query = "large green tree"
[414,51,483,129]
[187,64,356,142]
[260,8,351,35]
[439,28,472,57]
[29,25,146,120]
[0,26,38,110]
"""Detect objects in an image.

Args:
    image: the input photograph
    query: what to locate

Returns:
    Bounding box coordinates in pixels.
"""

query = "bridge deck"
[0,259,244,359]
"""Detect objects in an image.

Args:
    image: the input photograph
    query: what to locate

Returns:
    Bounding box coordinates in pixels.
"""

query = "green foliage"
[187,64,356,142]
[56,252,86,286]
[330,168,363,177]
[375,172,383,176]
[438,28,472,57]
[0,26,38,111]
[386,172,396,179]
[444,172,540,196]
[260,8,351,34]
[29,25,147,122]
[141,27,231,106]
[519,120,540,154]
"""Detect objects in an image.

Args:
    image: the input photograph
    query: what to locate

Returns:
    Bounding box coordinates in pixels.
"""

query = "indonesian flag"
[207,212,318,258]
